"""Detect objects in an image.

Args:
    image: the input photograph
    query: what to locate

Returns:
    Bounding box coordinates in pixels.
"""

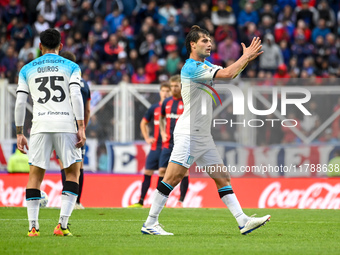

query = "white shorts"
[29,133,82,169]
[169,133,223,168]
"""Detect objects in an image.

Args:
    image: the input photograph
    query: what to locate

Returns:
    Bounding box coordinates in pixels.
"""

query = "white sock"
[27,200,40,230]
[145,191,168,227]
[59,192,77,228]
[221,193,249,227]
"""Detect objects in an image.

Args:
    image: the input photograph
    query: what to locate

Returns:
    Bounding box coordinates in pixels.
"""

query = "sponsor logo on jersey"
[166,113,181,119]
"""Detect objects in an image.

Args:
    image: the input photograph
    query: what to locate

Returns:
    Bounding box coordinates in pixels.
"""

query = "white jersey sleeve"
[189,62,222,82]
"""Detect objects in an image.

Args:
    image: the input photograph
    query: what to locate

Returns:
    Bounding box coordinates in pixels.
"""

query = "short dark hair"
[185,25,210,54]
[40,28,61,50]
[60,51,76,62]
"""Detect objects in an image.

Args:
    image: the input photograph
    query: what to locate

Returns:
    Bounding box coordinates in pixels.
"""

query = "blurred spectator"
[294,0,318,29]
[117,51,134,78]
[293,20,311,42]
[75,0,96,39]
[238,2,259,28]
[166,50,181,75]
[240,22,261,46]
[104,34,124,62]
[239,0,263,10]
[178,2,196,33]
[83,34,101,61]
[217,36,240,63]
[33,15,50,49]
[279,40,291,66]
[258,15,275,36]
[259,33,284,73]
[316,0,335,28]
[301,57,315,76]
[0,19,6,39]
[136,0,160,31]
[122,0,142,17]
[121,18,135,49]
[198,18,215,36]
[159,3,177,25]
[156,58,170,83]
[90,16,109,44]
[278,5,296,23]
[4,0,23,24]
[55,14,73,44]
[129,49,143,71]
[196,2,210,21]
[311,19,330,43]
[18,40,36,63]
[131,66,152,84]
[325,33,338,65]
[211,0,236,26]
[10,19,32,51]
[139,33,162,64]
[84,59,100,83]
[0,46,18,83]
[296,0,316,7]
[105,8,125,34]
[93,0,123,17]
[274,18,295,43]
[162,15,184,43]
[260,3,276,24]
[36,0,57,27]
[214,24,237,43]
[274,63,290,79]
[145,54,160,83]
[23,0,40,25]
[291,34,314,67]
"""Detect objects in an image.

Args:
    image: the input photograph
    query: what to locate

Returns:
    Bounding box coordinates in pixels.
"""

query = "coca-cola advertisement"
[1,174,339,209]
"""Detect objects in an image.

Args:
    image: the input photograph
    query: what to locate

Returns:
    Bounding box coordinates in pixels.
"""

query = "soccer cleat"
[27,227,40,237]
[141,223,174,235]
[74,203,85,210]
[54,223,72,236]
[239,214,271,235]
[128,203,143,208]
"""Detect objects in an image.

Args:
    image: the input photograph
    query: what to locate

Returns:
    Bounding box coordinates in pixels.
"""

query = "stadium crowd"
[2,0,340,146]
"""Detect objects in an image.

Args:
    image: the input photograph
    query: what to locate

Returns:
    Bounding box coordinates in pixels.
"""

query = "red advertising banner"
[1,174,339,209]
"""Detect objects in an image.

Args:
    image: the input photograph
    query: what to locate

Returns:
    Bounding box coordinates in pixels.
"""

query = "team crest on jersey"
[179,104,183,110]
[202,65,209,69]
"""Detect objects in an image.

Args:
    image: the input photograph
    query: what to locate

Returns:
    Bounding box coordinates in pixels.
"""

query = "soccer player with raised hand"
[15,28,85,237]
[141,25,270,235]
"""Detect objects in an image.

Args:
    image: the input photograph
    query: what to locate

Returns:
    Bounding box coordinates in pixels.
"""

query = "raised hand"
[241,37,263,62]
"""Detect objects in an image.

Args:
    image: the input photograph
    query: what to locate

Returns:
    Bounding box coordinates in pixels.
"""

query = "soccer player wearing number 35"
[141,25,271,235]
[15,29,86,237]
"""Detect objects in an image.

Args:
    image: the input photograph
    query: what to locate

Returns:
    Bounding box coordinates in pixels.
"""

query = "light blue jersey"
[175,58,222,136]
[17,53,82,134]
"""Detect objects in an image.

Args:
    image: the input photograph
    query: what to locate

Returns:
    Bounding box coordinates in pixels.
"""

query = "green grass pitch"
[1,207,339,255]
